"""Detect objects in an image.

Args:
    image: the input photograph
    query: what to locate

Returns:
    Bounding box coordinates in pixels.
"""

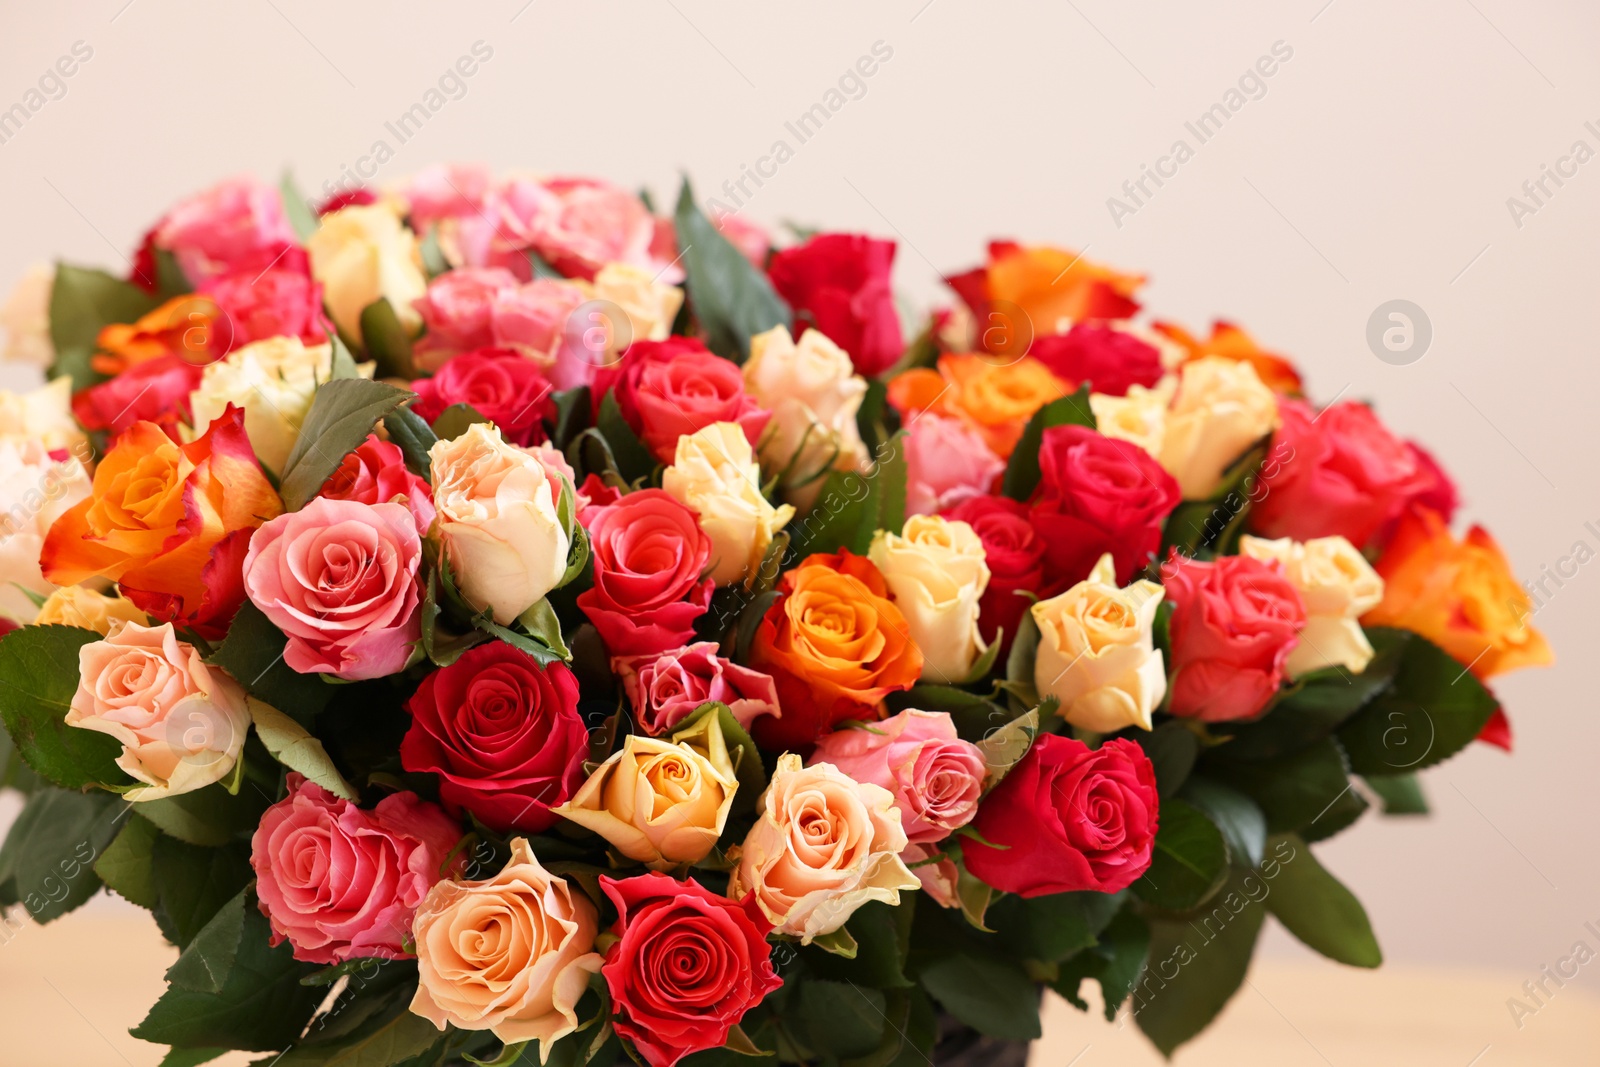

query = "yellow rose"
[744,326,869,509]
[868,515,990,681]
[0,377,86,452]
[662,422,794,586]
[1032,552,1166,732]
[34,585,147,634]
[188,337,331,474]
[1158,356,1278,499]
[1240,534,1384,677]
[590,262,683,346]
[1089,377,1175,459]
[306,202,426,343]
[1,263,54,368]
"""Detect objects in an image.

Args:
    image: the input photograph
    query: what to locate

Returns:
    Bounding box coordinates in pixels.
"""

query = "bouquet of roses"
[0,164,1551,1067]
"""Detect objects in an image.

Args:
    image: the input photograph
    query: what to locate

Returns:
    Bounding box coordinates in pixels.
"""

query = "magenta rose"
[201,247,327,348]
[251,773,462,964]
[411,266,520,370]
[1028,323,1164,396]
[318,434,436,539]
[242,498,423,680]
[904,414,1004,516]
[578,489,714,659]
[401,640,590,834]
[621,642,781,736]
[1160,553,1306,722]
[154,175,297,283]
[963,735,1158,897]
[411,347,554,447]
[809,709,986,845]
[768,232,903,376]
[591,338,770,463]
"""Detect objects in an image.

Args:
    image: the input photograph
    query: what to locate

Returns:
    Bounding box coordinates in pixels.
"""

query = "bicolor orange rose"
[749,550,922,751]
[1152,319,1304,396]
[887,353,1069,459]
[92,294,227,376]
[1363,507,1551,679]
[41,406,281,637]
[946,241,1144,353]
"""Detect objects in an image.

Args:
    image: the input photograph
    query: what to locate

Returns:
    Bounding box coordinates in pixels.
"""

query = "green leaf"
[674,179,791,361]
[1364,773,1428,815]
[1159,439,1268,558]
[1004,609,1041,709]
[1001,387,1095,501]
[159,1048,230,1067]
[154,248,193,300]
[873,431,908,540]
[250,698,358,801]
[989,890,1121,964]
[431,402,491,441]
[279,379,414,510]
[1133,797,1229,912]
[418,226,449,278]
[49,263,160,390]
[0,624,131,790]
[281,171,321,241]
[1263,835,1382,967]
[210,601,335,723]
[140,784,267,848]
[358,298,416,379]
[805,900,914,989]
[1208,737,1356,836]
[329,333,363,380]
[889,685,1006,744]
[94,811,161,908]
[548,387,592,452]
[0,787,122,922]
[474,615,567,668]
[1300,780,1369,844]
[1052,907,1150,1022]
[527,249,562,279]
[976,707,1038,783]
[800,979,887,1059]
[917,954,1041,1041]
[594,389,655,484]
[811,926,858,958]
[671,701,767,814]
[1179,776,1266,868]
[1135,720,1200,799]
[148,835,254,948]
[381,405,437,481]
[273,1008,445,1066]
[166,887,248,993]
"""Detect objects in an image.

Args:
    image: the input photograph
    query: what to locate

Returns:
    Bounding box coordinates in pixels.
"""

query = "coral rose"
[1028,323,1165,396]
[577,489,714,659]
[1152,319,1304,395]
[411,266,519,370]
[154,175,297,283]
[593,337,769,465]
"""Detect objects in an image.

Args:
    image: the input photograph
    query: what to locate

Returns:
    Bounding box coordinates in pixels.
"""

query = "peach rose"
[744,326,869,508]
[1240,534,1385,678]
[868,515,990,681]
[1157,356,1279,499]
[590,262,683,346]
[34,585,147,634]
[662,422,795,586]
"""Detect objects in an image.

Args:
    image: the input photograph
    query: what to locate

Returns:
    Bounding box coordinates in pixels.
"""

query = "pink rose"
[318,434,436,539]
[578,489,714,659]
[489,279,592,387]
[251,773,462,964]
[904,414,1005,516]
[591,338,770,464]
[1160,553,1306,722]
[155,175,297,283]
[809,709,986,845]
[620,642,781,735]
[401,163,496,236]
[200,247,327,348]
[242,498,423,680]
[411,347,554,447]
[412,267,520,371]
[524,177,658,281]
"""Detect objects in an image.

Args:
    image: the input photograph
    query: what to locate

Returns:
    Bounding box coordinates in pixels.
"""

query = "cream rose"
[1239,534,1385,677]
[1158,356,1279,499]
[662,422,795,586]
[0,263,54,368]
[410,837,603,1053]
[1032,552,1166,733]
[35,585,148,634]
[0,377,87,452]
[306,202,427,343]
[430,422,569,625]
[188,336,331,473]
[0,439,91,622]
[728,753,919,943]
[868,515,990,681]
[67,621,250,800]
[1089,378,1175,460]
[744,326,869,508]
[590,262,683,346]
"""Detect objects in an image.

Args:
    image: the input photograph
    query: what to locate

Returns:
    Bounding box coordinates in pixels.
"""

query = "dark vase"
[931,1013,1032,1067]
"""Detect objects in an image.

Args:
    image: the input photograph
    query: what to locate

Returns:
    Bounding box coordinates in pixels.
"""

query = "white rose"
[744,326,869,509]
[1158,356,1279,499]
[0,377,87,453]
[662,422,794,586]
[589,262,683,346]
[188,337,331,474]
[1239,535,1385,678]
[1089,377,1176,460]
[0,439,91,622]
[868,515,990,681]
[306,202,426,343]
[1,264,55,368]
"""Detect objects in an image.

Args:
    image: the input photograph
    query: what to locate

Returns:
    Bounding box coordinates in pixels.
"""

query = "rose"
[943,495,1047,654]
[250,774,462,964]
[1240,534,1385,678]
[410,837,603,1053]
[947,242,1144,346]
[808,709,986,845]
[887,354,1069,459]
[1250,398,1435,550]
[200,247,326,348]
[1363,507,1552,679]
[747,550,923,751]
[411,347,554,447]
[577,489,714,659]
[0,377,85,452]
[92,294,228,377]
[593,337,769,464]
[590,262,683,347]
[188,337,331,474]
[34,585,147,634]
[1028,323,1165,396]
[0,440,90,622]
[430,422,570,625]
[744,326,869,507]
[41,409,283,637]
[1160,553,1306,722]
[1031,552,1167,733]
[67,621,250,800]
[1089,379,1174,460]
[903,414,1004,517]
[154,175,297,282]
[553,731,738,869]
[73,356,203,440]
[1157,356,1279,500]
[620,641,781,736]
[867,515,991,681]
[1030,424,1181,588]
[401,640,590,833]
[306,202,427,343]
[525,177,658,280]
[768,232,903,376]
[902,842,961,909]
[1408,441,1459,522]
[1,263,54,367]
[662,422,795,586]
[600,873,782,1067]
[487,279,588,384]
[728,753,919,941]
[962,734,1158,896]
[411,266,520,370]
[318,434,436,539]
[1152,319,1305,395]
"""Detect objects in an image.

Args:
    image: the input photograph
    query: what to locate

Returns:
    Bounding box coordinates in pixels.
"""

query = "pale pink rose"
[251,774,462,964]
[620,641,781,736]
[401,163,496,235]
[412,267,520,372]
[902,842,961,909]
[809,709,986,845]
[904,414,1005,517]
[155,175,297,282]
[242,498,423,680]
[67,621,249,800]
[524,177,659,281]
[489,279,591,387]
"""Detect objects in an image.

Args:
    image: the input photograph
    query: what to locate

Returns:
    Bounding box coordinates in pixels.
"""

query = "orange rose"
[41,406,281,637]
[946,241,1144,354]
[748,550,922,751]
[1363,507,1552,679]
[887,353,1068,458]
[93,294,225,376]
[1152,319,1304,396]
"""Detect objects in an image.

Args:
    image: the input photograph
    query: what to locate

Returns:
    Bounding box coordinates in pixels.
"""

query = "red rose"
[1027,323,1164,396]
[578,489,714,658]
[1029,425,1180,587]
[1406,440,1459,525]
[600,873,781,1067]
[400,640,590,833]
[592,338,769,463]
[411,346,554,446]
[72,354,202,440]
[318,434,436,539]
[1250,399,1435,550]
[768,232,903,376]
[200,247,327,348]
[963,734,1158,897]
[1160,553,1306,722]
[943,495,1046,654]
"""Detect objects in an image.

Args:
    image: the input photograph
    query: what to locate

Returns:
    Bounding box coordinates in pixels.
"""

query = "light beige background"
[0,0,1597,1058]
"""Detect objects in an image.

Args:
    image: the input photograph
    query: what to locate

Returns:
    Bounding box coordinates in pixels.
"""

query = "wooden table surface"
[0,905,1592,1066]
